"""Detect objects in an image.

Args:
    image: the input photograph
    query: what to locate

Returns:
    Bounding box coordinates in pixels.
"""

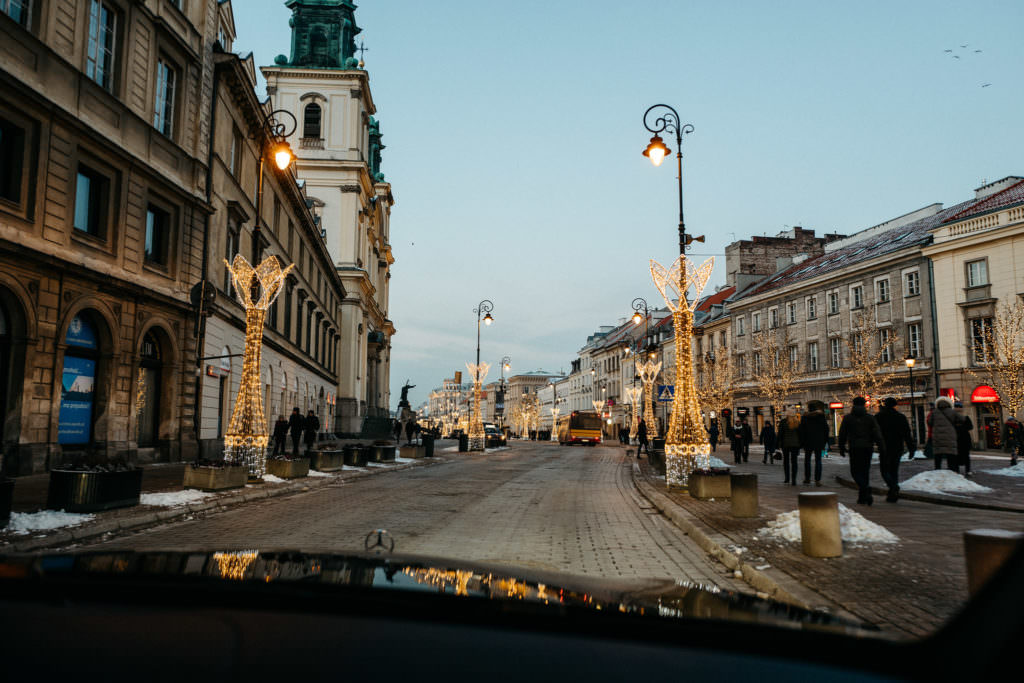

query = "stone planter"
[343,445,366,467]
[689,471,732,500]
[266,457,310,479]
[400,446,425,459]
[372,445,396,463]
[309,450,345,472]
[183,464,248,492]
[0,478,13,528]
[46,468,144,513]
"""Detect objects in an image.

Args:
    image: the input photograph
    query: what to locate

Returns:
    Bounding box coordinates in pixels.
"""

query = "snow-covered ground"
[5,510,95,535]
[984,462,1024,477]
[442,446,459,453]
[758,504,899,544]
[261,474,285,483]
[395,456,416,463]
[708,456,731,469]
[140,490,214,507]
[900,470,992,494]
[366,462,392,468]
[307,469,334,477]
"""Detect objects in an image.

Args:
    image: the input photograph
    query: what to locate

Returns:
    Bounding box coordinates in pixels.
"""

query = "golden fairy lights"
[223,255,295,479]
[625,386,642,440]
[213,550,259,580]
[466,361,490,451]
[635,359,662,438]
[650,255,714,487]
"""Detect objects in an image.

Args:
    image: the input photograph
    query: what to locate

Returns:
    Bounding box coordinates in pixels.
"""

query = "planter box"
[400,446,425,459]
[46,468,144,513]
[266,458,310,479]
[0,479,13,528]
[372,445,396,463]
[342,445,367,467]
[689,472,732,500]
[183,465,248,492]
[309,450,345,472]
[648,450,666,476]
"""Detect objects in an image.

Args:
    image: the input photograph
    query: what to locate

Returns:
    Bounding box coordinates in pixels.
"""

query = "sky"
[235,0,1024,410]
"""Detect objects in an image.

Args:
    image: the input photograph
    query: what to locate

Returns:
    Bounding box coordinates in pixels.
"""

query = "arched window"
[136,331,162,448]
[303,103,322,139]
[59,313,100,445]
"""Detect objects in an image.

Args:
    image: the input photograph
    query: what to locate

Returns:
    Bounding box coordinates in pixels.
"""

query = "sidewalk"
[0,444,465,553]
[631,445,1024,640]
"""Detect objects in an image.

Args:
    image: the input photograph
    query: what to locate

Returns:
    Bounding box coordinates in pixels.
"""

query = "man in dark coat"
[954,402,973,475]
[1002,417,1022,466]
[272,415,289,457]
[303,409,320,452]
[740,419,753,463]
[875,397,915,502]
[928,396,959,471]
[730,420,745,464]
[288,407,304,457]
[759,421,777,465]
[393,419,402,441]
[838,396,886,505]
[405,419,416,444]
[636,418,649,457]
[708,421,719,452]
[799,400,830,485]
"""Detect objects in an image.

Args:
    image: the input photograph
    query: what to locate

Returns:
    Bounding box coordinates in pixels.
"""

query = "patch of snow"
[983,462,1024,477]
[485,446,509,453]
[261,474,286,483]
[5,510,94,535]
[708,456,731,469]
[394,456,416,463]
[140,490,214,507]
[307,469,333,477]
[341,465,363,470]
[442,446,459,453]
[757,504,899,544]
[366,462,392,468]
[901,469,992,494]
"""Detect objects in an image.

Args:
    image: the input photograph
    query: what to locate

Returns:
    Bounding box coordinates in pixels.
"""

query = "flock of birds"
[944,44,991,88]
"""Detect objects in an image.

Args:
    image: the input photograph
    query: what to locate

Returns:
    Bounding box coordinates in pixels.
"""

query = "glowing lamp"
[642,134,670,166]
[905,354,916,369]
[272,142,294,170]
[632,311,643,325]
[483,312,493,326]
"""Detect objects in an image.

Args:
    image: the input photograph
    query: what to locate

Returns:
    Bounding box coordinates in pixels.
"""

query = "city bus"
[556,411,603,446]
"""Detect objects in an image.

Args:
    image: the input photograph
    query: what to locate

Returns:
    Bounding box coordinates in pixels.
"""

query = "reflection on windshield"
[213,551,259,581]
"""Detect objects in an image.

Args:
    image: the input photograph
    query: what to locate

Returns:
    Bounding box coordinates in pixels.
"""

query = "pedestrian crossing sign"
[657,385,675,402]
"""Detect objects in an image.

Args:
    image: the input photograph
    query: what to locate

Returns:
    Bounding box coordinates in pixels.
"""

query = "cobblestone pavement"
[82,442,744,589]
[638,446,1024,639]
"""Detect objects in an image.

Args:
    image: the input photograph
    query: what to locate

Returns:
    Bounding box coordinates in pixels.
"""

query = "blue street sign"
[657,385,675,402]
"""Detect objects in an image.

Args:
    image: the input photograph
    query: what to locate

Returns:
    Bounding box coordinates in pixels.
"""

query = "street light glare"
[484,313,493,325]
[273,143,294,170]
[643,134,670,166]
[632,311,643,325]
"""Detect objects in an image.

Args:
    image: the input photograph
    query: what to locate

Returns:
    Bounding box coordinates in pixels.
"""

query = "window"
[737,354,746,377]
[718,331,726,348]
[0,115,26,206]
[1,0,30,27]
[905,270,920,297]
[153,58,177,137]
[853,333,863,355]
[807,297,817,320]
[303,103,322,139]
[966,260,988,287]
[907,323,922,358]
[224,224,238,292]
[753,351,762,374]
[284,288,292,338]
[752,311,761,332]
[828,291,839,315]
[736,317,745,336]
[144,204,170,265]
[769,308,778,328]
[787,302,796,324]
[808,341,819,371]
[73,164,110,238]
[851,285,863,309]
[788,345,798,366]
[879,328,891,362]
[971,317,993,365]
[86,0,118,92]
[830,338,841,367]
[230,126,242,177]
[877,278,890,302]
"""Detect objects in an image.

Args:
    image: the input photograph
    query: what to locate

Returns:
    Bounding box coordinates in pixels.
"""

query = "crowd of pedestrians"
[271,407,321,458]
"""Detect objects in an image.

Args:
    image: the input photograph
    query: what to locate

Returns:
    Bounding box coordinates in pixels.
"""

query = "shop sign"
[970,385,1000,404]
[737,407,749,416]
[829,402,844,409]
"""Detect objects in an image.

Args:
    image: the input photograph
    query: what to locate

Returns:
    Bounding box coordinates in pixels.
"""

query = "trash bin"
[458,433,469,452]
[652,437,666,451]
[423,434,435,457]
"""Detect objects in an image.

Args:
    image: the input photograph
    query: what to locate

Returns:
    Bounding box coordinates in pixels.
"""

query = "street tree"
[750,326,802,420]
[969,300,1024,420]
[843,304,902,402]
[696,346,738,420]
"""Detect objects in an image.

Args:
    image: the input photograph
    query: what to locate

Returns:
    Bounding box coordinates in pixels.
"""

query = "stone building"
[725,227,843,292]
[0,0,226,473]
[260,0,396,436]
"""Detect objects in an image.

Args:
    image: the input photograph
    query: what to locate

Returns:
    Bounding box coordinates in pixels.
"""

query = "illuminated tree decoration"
[466,361,490,451]
[969,300,1024,420]
[223,255,295,479]
[635,359,662,438]
[651,255,714,487]
[625,386,643,440]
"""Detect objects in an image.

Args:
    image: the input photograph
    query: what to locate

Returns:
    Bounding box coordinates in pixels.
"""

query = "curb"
[832,475,1024,514]
[2,455,458,553]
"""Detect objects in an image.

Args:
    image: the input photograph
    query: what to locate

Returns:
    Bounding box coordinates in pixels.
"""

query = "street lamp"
[643,104,702,256]
[468,299,494,451]
[497,355,511,430]
[906,353,917,447]
[253,110,297,263]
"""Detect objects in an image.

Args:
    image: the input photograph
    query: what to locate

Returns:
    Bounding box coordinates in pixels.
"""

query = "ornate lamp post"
[498,356,511,430]
[253,110,297,263]
[643,103,712,487]
[905,353,917,446]
[468,300,494,451]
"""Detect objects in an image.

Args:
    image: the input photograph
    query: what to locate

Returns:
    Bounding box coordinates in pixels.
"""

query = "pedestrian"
[708,421,719,452]
[637,418,649,457]
[393,419,402,441]
[927,396,959,471]
[304,409,320,453]
[1001,416,1022,466]
[404,419,414,445]
[729,420,744,464]
[288,407,304,457]
[954,402,973,476]
[924,402,935,463]
[740,418,753,463]
[413,421,422,444]
[799,400,829,485]
[759,420,777,465]
[838,396,886,505]
[777,410,801,484]
[272,415,289,457]
[875,397,914,502]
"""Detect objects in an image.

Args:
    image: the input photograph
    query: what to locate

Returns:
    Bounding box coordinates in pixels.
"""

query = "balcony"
[300,137,324,150]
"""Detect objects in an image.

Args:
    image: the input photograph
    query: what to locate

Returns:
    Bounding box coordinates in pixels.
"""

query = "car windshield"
[2,0,1024,649]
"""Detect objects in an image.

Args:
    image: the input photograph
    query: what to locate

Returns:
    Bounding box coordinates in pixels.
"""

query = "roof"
[695,286,735,312]
[943,178,1024,223]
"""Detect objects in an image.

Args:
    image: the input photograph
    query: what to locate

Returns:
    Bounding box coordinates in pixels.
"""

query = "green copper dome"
[282,0,361,69]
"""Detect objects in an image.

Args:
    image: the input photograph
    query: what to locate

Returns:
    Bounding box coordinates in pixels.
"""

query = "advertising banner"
[58,355,96,444]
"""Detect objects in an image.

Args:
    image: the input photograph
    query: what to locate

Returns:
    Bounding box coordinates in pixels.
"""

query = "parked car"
[484,424,506,448]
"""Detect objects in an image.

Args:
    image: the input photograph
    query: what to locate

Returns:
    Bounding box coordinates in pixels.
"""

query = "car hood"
[0,548,875,636]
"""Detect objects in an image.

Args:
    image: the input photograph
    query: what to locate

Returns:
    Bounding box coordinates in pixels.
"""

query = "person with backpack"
[838,396,886,505]
[799,400,829,485]
[777,410,802,485]
[927,396,959,471]
[875,397,915,502]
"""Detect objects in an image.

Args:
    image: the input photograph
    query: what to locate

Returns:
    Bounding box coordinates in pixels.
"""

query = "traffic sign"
[657,385,675,402]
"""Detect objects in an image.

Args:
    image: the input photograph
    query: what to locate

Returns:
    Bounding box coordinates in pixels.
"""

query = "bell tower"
[283,0,361,69]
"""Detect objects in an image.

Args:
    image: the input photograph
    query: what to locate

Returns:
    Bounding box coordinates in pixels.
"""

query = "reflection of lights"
[213,550,258,580]
[403,567,473,596]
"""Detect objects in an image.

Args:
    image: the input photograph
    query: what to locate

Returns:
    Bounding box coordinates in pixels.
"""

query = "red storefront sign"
[970,385,1000,404]
[829,402,844,410]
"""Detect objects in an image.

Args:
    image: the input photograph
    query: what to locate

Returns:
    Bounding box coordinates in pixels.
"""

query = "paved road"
[84,442,742,589]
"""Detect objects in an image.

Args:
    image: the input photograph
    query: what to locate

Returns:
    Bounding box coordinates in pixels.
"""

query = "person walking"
[726,420,743,464]
[740,419,753,463]
[954,402,973,475]
[927,396,959,471]
[1002,416,1022,466]
[303,409,320,454]
[777,410,802,484]
[288,407,304,457]
[272,415,289,457]
[759,421,777,465]
[637,418,649,457]
[799,400,829,485]
[708,422,719,453]
[838,396,886,505]
[393,419,403,442]
[405,419,415,445]
[876,397,914,502]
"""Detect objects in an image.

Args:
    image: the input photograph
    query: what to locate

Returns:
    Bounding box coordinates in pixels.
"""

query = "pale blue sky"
[236,0,1024,410]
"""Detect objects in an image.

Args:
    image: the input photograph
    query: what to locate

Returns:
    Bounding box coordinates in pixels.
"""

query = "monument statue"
[399,380,415,408]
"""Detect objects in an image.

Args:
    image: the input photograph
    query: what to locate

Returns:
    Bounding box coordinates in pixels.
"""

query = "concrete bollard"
[963,529,1024,596]
[730,473,758,518]
[798,492,842,558]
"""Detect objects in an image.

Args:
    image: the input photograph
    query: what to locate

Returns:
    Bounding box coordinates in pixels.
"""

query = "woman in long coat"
[928,396,959,471]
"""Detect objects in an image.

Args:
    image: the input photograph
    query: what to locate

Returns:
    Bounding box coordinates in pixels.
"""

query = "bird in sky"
[944,49,953,52]
[960,44,968,48]
[953,55,960,59]
[975,49,982,53]
[981,83,992,88]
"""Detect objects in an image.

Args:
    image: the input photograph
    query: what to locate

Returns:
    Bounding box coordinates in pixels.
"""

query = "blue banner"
[58,356,96,444]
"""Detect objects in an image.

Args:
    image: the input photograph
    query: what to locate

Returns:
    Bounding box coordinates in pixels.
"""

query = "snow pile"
[342,465,363,470]
[901,470,992,494]
[757,504,899,544]
[140,490,214,507]
[5,510,95,535]
[485,446,509,453]
[366,462,391,468]
[394,456,416,463]
[708,456,731,469]
[307,469,333,477]
[262,474,286,483]
[984,462,1024,477]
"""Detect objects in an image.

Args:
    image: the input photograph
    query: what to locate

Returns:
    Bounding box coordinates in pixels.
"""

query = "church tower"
[262,0,396,435]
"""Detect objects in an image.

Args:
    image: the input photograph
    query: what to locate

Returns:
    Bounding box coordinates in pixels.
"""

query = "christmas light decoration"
[550,407,560,441]
[635,359,662,438]
[625,386,642,440]
[651,254,714,487]
[213,550,259,580]
[467,361,490,451]
[223,255,295,479]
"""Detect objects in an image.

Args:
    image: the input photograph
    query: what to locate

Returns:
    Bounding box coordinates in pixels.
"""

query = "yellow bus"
[556,411,603,446]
